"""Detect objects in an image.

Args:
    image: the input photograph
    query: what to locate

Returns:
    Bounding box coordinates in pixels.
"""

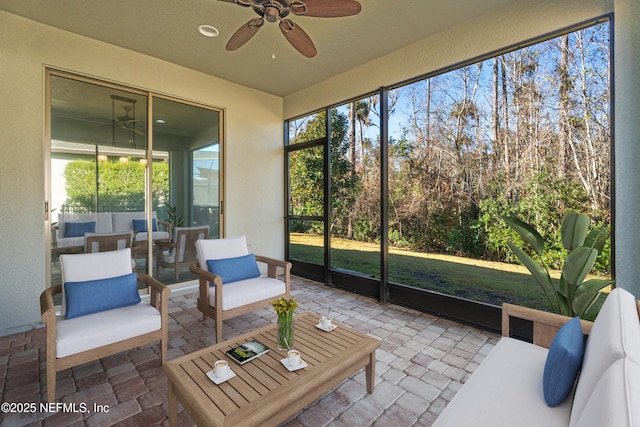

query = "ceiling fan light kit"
[220,0,362,58]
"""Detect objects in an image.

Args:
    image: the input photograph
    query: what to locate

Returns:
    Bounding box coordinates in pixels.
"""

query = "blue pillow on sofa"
[206,254,261,284]
[543,316,585,406]
[132,219,158,232]
[64,221,96,237]
[64,272,141,319]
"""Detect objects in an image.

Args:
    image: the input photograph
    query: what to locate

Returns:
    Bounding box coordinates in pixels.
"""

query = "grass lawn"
[290,233,609,314]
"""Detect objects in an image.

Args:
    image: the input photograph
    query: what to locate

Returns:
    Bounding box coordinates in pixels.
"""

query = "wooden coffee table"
[163,311,380,426]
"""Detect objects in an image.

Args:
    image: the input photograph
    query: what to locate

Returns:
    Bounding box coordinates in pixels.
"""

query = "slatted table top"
[163,311,380,427]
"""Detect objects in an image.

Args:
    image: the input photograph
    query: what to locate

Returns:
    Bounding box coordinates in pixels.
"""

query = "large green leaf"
[507,242,552,289]
[558,275,569,298]
[557,292,569,314]
[562,247,597,287]
[574,291,607,320]
[583,227,608,254]
[575,278,615,298]
[503,216,545,256]
[561,212,589,251]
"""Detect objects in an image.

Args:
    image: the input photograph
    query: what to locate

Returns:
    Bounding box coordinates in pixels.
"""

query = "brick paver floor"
[0,276,498,427]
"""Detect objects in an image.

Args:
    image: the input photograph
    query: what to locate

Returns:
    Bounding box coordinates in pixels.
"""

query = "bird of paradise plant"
[503,212,614,320]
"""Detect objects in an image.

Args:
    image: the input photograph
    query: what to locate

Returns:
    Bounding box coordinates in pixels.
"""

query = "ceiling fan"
[115,106,141,128]
[110,95,143,142]
[85,107,143,136]
[219,0,362,58]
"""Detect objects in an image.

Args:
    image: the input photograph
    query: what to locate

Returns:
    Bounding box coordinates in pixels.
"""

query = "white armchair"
[40,248,169,403]
[189,236,291,342]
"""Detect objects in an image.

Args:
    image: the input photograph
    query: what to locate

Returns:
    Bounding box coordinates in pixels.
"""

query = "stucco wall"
[0,11,284,332]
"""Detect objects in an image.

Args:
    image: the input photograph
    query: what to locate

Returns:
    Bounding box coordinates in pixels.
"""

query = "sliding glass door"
[47,71,222,288]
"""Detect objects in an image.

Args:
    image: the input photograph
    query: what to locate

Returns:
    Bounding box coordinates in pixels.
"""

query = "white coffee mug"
[287,349,301,367]
[320,316,332,329]
[214,360,229,378]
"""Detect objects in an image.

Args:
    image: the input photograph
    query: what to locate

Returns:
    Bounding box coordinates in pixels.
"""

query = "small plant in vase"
[271,297,298,350]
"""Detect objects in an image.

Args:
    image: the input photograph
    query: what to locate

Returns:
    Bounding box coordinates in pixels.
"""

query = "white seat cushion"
[55,236,84,248]
[58,212,113,237]
[433,337,572,427]
[209,277,286,311]
[56,302,161,358]
[112,211,150,232]
[161,250,176,263]
[136,230,170,242]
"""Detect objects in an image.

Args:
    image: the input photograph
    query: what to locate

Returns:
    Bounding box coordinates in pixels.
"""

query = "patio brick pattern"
[0,276,498,427]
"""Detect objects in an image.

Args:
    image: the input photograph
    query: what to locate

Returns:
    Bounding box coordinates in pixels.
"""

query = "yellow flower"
[270,296,298,316]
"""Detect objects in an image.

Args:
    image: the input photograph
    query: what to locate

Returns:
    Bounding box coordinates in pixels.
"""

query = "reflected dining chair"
[155,225,210,281]
[84,231,133,253]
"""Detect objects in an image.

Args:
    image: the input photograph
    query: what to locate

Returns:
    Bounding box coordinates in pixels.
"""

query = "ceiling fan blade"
[226,18,264,51]
[217,0,252,6]
[279,19,317,58]
[291,0,361,18]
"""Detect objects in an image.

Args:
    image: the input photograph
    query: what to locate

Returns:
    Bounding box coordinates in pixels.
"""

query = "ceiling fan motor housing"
[252,1,291,22]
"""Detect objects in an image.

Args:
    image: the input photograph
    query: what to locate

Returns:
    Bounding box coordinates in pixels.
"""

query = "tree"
[288,110,359,236]
[63,157,169,212]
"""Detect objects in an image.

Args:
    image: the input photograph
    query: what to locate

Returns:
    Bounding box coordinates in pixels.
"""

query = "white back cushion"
[58,212,113,236]
[111,211,156,232]
[196,236,249,270]
[60,248,134,315]
[572,358,640,427]
[569,287,640,426]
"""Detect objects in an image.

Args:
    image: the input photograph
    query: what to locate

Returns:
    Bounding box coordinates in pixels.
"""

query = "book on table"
[226,340,270,365]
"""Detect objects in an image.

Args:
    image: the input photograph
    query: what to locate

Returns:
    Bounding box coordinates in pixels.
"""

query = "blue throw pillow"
[64,221,96,237]
[132,219,158,232]
[543,316,585,406]
[65,272,141,319]
[206,254,261,284]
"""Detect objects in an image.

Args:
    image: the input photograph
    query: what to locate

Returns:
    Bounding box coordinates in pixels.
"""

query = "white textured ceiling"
[0,0,516,97]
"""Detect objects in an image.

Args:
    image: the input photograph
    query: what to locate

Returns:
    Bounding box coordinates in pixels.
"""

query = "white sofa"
[433,287,640,427]
[53,211,170,249]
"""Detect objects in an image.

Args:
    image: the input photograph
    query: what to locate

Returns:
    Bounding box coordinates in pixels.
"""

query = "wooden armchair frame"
[155,226,209,281]
[84,232,132,252]
[190,256,291,342]
[40,273,169,403]
[502,303,595,349]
